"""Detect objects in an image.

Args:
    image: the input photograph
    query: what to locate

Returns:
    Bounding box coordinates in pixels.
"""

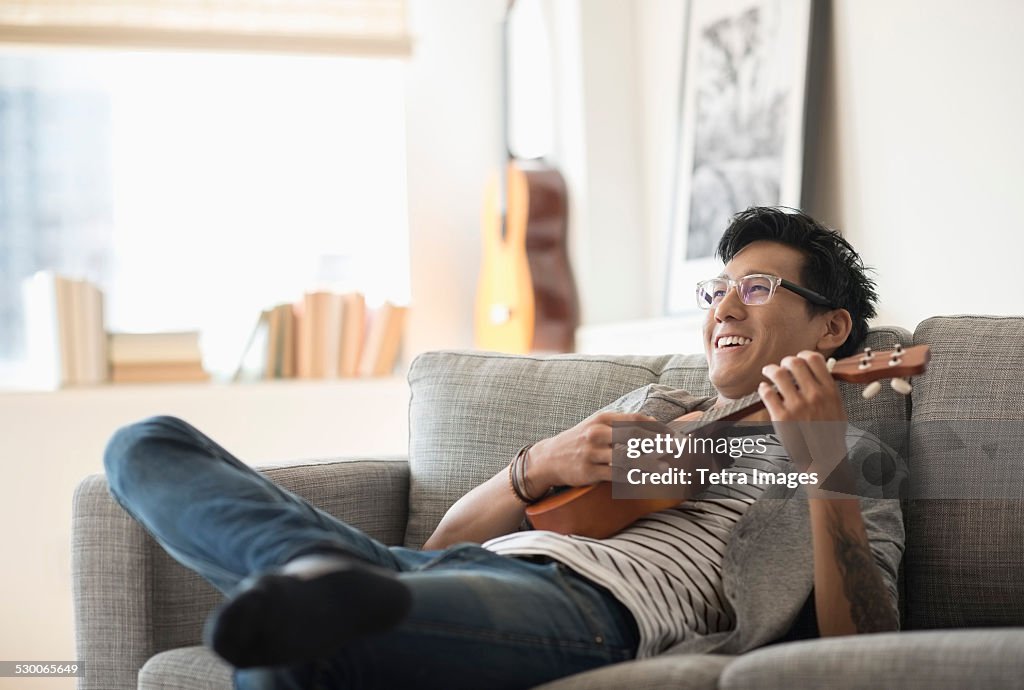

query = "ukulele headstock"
[828,343,930,398]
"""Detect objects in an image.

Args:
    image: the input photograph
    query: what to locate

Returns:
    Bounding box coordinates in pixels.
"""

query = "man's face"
[702,240,833,400]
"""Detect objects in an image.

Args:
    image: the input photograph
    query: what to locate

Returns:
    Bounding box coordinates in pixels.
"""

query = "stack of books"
[108,331,209,383]
[21,272,403,387]
[21,270,108,388]
[233,291,408,382]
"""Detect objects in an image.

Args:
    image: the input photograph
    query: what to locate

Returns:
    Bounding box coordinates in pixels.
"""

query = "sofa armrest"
[72,456,410,690]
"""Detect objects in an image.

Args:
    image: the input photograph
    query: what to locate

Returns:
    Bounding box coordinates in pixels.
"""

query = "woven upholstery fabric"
[905,316,1024,629]
[73,457,409,690]
[404,351,708,548]
[73,474,159,690]
[403,327,912,549]
[139,648,734,690]
[139,647,232,690]
[719,628,1024,690]
[533,654,734,690]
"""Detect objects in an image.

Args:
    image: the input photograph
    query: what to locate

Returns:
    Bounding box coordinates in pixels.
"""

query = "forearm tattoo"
[827,506,899,632]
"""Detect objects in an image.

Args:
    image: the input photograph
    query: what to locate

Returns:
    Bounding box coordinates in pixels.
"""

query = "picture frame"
[664,0,815,315]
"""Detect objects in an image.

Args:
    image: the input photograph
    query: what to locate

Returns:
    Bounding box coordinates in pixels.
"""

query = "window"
[0,48,409,385]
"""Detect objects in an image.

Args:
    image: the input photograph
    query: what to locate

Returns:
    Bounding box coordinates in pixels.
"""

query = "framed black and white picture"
[664,0,815,314]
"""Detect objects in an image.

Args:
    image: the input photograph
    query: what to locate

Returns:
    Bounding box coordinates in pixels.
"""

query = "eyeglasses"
[696,273,837,310]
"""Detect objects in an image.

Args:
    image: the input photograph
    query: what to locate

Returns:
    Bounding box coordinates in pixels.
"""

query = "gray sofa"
[72,316,1024,689]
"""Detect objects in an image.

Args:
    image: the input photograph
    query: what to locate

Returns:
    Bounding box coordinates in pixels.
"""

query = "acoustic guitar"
[474,0,579,354]
[525,344,930,538]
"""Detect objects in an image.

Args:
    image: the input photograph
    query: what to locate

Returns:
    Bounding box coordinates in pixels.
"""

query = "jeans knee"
[103,415,193,496]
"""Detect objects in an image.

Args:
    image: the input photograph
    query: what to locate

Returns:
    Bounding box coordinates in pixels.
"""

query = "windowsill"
[0,374,410,461]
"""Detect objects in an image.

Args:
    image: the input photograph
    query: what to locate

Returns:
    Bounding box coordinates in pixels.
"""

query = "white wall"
[635,0,688,319]
[633,0,1024,334]
[571,0,649,324]
[805,0,1024,329]
[403,0,504,356]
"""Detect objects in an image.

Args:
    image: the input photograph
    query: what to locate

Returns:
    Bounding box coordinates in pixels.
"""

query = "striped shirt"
[483,435,794,658]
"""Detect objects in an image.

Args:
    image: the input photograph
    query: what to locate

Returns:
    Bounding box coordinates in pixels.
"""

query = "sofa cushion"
[138,646,232,690]
[718,628,1024,690]
[143,647,734,690]
[906,315,1024,629]
[533,653,734,690]
[404,326,912,549]
[405,352,709,547]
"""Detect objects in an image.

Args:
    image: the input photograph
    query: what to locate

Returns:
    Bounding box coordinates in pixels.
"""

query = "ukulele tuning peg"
[861,381,882,399]
[826,357,836,372]
[890,377,912,395]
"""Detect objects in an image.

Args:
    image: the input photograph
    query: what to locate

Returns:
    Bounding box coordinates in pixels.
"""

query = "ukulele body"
[526,409,709,538]
[525,483,682,539]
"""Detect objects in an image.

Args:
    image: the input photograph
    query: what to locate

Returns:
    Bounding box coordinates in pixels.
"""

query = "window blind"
[0,0,410,56]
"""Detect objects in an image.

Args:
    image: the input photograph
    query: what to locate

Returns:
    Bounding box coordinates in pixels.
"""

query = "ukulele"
[474,0,579,354]
[525,344,930,538]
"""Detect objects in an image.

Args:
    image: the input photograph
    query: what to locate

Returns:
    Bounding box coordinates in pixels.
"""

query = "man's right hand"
[425,410,657,548]
[526,411,659,495]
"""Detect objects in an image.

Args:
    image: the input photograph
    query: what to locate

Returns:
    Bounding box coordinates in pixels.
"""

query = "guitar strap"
[595,383,718,424]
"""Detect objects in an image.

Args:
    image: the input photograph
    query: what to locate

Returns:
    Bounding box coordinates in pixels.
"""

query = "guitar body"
[475,159,578,353]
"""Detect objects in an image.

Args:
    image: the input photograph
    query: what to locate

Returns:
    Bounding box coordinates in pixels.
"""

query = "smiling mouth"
[715,335,752,350]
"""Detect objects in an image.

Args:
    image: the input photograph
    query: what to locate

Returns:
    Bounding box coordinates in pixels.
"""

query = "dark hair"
[715,206,878,359]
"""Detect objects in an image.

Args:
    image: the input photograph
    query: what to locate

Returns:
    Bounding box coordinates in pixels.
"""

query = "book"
[338,292,366,378]
[109,331,203,364]
[266,305,282,378]
[236,291,376,382]
[67,278,86,385]
[21,270,74,389]
[265,303,296,378]
[280,304,296,378]
[318,292,344,379]
[296,294,313,378]
[111,361,210,384]
[233,309,271,382]
[358,302,408,377]
[297,291,346,379]
[20,271,112,388]
[78,280,108,385]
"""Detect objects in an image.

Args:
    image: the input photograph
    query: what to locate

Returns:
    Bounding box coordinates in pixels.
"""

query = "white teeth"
[716,336,752,348]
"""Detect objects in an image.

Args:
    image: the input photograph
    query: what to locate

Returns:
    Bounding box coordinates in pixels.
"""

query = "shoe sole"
[205,563,413,668]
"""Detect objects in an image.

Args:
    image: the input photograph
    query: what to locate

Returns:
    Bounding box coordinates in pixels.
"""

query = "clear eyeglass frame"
[696,273,836,310]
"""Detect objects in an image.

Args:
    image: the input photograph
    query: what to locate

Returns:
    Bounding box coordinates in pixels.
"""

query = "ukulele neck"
[697,391,765,426]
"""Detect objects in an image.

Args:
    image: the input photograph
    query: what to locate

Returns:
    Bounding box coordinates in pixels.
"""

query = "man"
[104,207,903,689]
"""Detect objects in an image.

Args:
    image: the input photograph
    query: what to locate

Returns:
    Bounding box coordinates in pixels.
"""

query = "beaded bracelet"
[508,443,538,504]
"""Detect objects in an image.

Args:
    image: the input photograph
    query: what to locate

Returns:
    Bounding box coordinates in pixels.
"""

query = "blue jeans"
[103,415,639,689]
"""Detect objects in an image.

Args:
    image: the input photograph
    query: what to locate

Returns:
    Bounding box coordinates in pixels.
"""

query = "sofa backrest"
[404,326,912,549]
[904,315,1024,629]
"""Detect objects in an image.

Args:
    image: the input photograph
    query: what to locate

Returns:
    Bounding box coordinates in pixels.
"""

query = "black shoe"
[203,554,413,668]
